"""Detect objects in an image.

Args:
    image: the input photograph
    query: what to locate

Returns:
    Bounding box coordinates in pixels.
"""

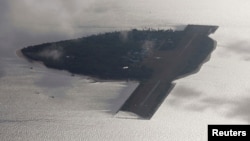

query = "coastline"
[16,49,135,83]
[119,25,219,119]
[174,37,217,81]
[18,25,219,119]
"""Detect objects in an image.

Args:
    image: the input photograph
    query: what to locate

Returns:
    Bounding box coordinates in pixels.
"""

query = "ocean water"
[1,0,250,140]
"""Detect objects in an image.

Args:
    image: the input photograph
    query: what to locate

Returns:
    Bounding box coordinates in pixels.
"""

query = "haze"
[1,0,250,140]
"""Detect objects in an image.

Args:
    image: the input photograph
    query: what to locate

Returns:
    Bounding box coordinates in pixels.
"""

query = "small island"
[21,29,182,80]
[21,24,218,119]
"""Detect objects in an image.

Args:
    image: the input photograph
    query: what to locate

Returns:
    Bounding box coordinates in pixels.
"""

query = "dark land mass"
[21,29,182,80]
[119,25,218,119]
[21,25,218,119]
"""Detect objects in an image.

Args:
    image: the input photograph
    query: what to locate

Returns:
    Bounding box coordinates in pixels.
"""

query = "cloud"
[1,0,203,49]
[168,86,250,122]
[166,85,202,107]
[0,1,7,20]
[226,41,250,61]
[6,0,76,34]
[227,97,250,122]
[0,67,4,79]
[200,96,250,122]
[38,47,64,61]
[0,1,11,42]
[214,38,250,61]
[86,0,123,14]
[3,0,184,40]
[3,0,127,37]
[171,85,202,99]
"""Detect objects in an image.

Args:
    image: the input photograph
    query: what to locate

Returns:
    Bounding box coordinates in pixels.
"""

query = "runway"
[118,25,218,119]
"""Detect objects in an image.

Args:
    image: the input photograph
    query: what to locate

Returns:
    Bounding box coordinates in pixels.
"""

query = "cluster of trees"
[21,29,182,80]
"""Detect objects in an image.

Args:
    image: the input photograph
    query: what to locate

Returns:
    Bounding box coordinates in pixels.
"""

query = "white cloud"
[38,45,64,61]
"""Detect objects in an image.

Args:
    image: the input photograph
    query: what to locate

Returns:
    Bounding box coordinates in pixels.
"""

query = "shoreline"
[18,25,219,119]
[16,49,136,83]
[174,37,217,81]
[119,25,219,119]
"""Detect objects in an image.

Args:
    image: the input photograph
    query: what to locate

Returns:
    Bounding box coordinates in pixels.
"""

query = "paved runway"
[119,25,218,119]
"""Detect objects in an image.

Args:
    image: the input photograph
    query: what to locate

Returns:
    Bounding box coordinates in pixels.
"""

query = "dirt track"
[119,25,219,119]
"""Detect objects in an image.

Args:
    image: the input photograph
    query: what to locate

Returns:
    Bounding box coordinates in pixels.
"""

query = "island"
[21,24,218,119]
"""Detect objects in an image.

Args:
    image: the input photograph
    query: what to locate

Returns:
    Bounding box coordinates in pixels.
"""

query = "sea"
[1,0,250,140]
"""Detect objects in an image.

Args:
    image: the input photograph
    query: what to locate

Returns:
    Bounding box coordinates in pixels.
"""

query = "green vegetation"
[21,29,182,80]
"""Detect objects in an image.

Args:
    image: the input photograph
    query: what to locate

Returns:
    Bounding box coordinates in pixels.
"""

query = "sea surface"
[1,0,250,140]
